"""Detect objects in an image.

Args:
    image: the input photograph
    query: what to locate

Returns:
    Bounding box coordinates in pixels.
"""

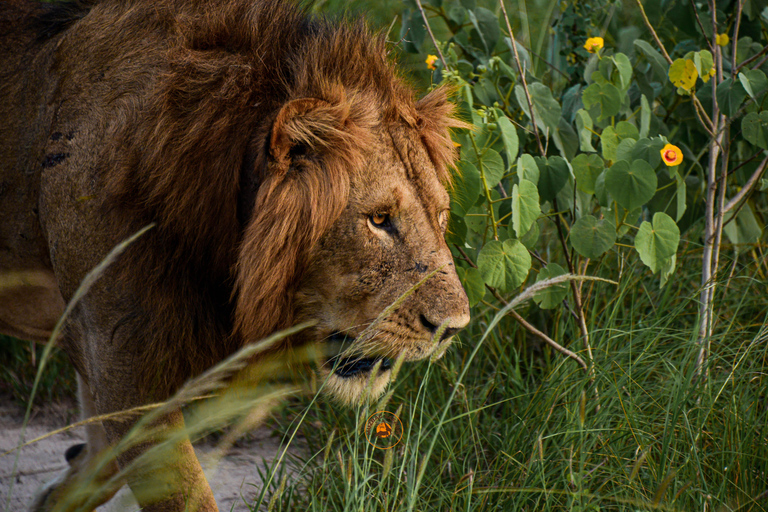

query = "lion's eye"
[369,212,391,229]
[438,210,449,228]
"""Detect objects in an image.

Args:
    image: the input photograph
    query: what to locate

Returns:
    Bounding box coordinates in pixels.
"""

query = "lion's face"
[296,124,470,404]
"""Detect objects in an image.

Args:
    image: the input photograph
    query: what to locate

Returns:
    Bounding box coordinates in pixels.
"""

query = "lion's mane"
[27,0,460,396]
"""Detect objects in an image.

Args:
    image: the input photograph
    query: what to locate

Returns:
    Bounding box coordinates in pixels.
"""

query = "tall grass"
[263,245,768,512]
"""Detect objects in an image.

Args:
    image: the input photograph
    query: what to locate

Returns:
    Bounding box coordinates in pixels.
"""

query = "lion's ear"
[269,97,353,170]
[415,86,470,184]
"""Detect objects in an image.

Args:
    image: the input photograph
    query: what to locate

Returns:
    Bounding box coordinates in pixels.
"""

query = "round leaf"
[517,154,539,184]
[470,148,505,189]
[456,266,486,308]
[451,160,481,216]
[634,212,680,274]
[477,239,531,293]
[534,263,569,309]
[582,82,622,121]
[569,215,616,259]
[536,156,570,202]
[571,154,604,195]
[605,159,657,211]
[742,111,768,150]
[512,179,540,237]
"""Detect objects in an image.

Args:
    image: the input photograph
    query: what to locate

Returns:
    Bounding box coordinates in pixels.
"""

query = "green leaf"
[534,263,569,309]
[612,53,633,90]
[468,8,499,55]
[515,83,562,132]
[519,220,539,249]
[738,70,768,101]
[570,215,616,259]
[465,206,488,235]
[615,121,639,141]
[582,82,622,121]
[535,156,570,202]
[495,112,519,160]
[465,148,505,189]
[639,95,651,139]
[716,78,748,117]
[634,40,669,81]
[571,153,604,195]
[615,138,638,162]
[517,154,539,184]
[605,159,657,211]
[601,126,619,162]
[456,266,486,307]
[477,239,531,293]
[631,137,665,169]
[743,111,768,149]
[574,109,595,152]
[693,50,714,82]
[723,202,764,252]
[512,179,540,237]
[634,212,680,273]
[446,212,467,245]
[452,160,482,216]
[400,10,426,53]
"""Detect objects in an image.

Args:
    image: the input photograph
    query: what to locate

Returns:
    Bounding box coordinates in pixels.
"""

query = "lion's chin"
[318,366,391,406]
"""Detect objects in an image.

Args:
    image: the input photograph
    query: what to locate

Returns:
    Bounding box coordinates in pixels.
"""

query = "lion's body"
[0,1,470,510]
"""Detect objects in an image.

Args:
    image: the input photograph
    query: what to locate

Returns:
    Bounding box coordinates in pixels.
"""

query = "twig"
[689,0,715,53]
[731,0,743,79]
[723,155,768,212]
[453,244,588,372]
[735,44,768,73]
[498,0,545,156]
[414,0,448,71]
[488,287,588,372]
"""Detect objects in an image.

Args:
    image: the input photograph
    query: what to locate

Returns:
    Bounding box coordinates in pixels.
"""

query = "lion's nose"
[420,314,467,341]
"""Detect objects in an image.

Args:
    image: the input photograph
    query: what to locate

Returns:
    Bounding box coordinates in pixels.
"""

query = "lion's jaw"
[295,125,471,405]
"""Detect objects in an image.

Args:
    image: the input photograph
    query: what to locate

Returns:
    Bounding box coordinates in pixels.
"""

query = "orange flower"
[583,37,604,54]
[660,144,683,166]
[426,54,438,70]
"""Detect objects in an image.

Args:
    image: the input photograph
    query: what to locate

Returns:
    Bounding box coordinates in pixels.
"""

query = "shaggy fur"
[0,1,469,510]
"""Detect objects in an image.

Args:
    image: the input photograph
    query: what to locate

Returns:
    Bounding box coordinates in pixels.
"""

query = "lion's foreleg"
[103,408,218,512]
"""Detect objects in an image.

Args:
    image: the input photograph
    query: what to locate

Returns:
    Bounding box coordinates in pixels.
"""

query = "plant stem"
[453,245,588,372]
[498,0,545,156]
[414,0,448,71]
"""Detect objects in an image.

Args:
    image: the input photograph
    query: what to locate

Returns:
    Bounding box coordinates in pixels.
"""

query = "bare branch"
[414,0,448,71]
[723,155,768,213]
[498,0,545,156]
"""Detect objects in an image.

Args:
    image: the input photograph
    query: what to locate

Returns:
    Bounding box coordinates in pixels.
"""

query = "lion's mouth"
[325,332,393,378]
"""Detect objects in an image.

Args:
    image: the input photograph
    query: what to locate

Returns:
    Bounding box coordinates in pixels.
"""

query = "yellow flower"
[426,54,438,70]
[584,37,604,54]
[660,144,683,166]
[716,33,730,46]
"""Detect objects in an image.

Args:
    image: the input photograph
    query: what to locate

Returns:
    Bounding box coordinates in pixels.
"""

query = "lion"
[0,0,470,510]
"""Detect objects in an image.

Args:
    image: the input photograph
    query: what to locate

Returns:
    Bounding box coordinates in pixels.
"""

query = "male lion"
[0,0,470,510]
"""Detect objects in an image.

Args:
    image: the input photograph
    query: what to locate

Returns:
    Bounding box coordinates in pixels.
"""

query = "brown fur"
[0,1,469,510]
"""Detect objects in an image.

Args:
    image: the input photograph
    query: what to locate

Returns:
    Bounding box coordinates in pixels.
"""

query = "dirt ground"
[0,394,302,511]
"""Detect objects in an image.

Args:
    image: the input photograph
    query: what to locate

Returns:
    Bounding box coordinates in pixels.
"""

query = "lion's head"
[227,32,470,404]
[99,2,470,403]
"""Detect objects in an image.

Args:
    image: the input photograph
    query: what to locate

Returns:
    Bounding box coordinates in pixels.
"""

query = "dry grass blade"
[5,223,155,512]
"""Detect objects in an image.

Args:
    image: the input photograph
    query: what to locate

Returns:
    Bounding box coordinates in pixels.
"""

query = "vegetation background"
[2,0,768,511]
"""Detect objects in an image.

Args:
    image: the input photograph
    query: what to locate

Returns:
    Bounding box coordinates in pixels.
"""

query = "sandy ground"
[0,395,302,511]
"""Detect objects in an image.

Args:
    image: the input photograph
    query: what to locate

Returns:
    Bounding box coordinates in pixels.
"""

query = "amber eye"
[369,212,391,229]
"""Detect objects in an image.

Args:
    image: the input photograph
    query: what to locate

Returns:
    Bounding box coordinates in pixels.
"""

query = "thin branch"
[723,155,768,212]
[731,0,743,79]
[735,44,768,73]
[633,0,673,64]
[453,244,588,373]
[689,0,715,53]
[498,0,545,156]
[488,287,589,373]
[414,0,448,71]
